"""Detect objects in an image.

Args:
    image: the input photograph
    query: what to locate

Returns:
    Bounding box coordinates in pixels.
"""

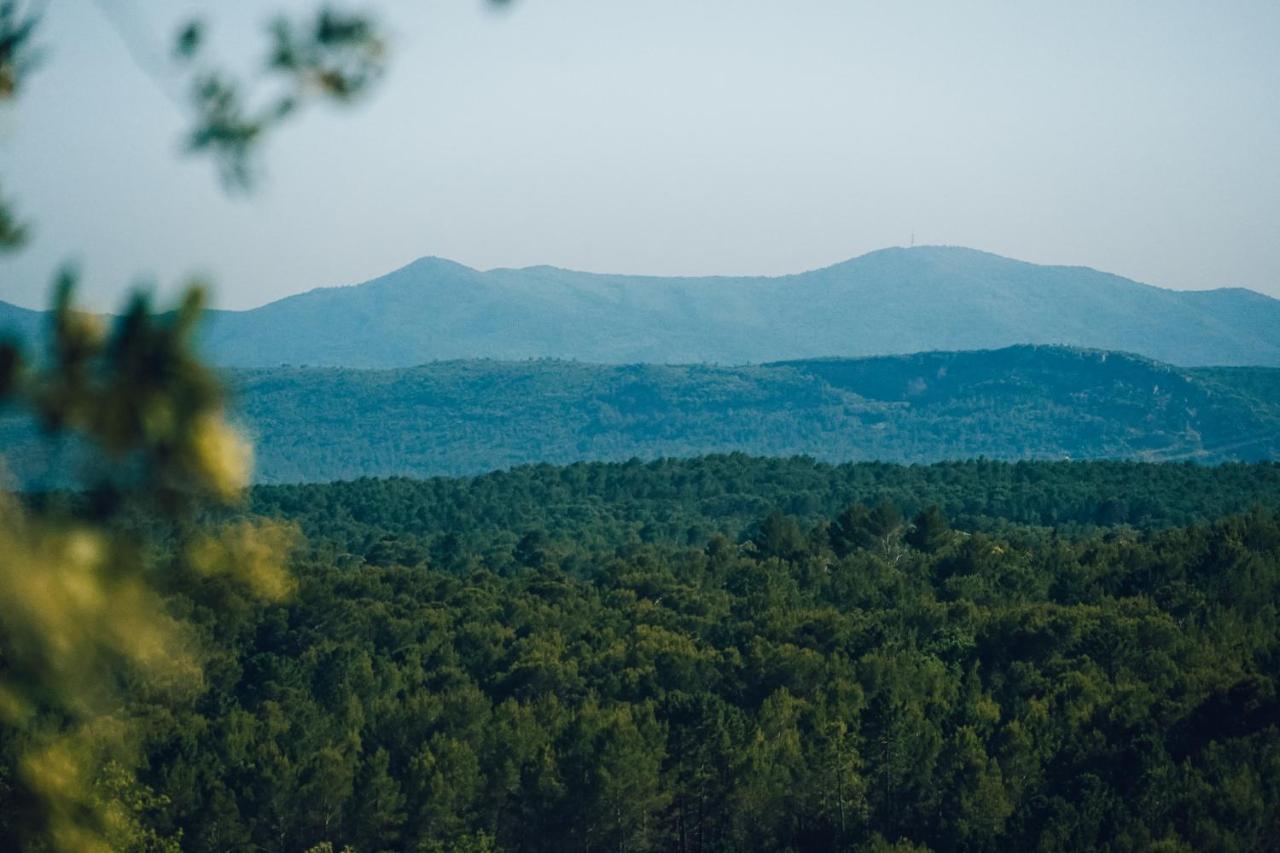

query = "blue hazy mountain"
[0,299,42,346]
[5,246,1279,367]
[199,246,1280,367]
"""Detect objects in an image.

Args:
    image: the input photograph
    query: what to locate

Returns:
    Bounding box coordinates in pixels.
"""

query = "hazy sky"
[1,0,1278,311]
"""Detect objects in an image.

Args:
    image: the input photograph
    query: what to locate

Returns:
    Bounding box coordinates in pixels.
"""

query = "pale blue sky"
[1,0,1278,310]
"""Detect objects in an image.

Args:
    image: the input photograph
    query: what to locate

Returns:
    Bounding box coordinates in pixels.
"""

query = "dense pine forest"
[6,457,1278,851]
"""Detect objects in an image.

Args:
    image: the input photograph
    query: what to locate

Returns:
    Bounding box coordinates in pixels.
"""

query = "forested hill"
[226,346,1279,481]
[7,345,1269,489]
[4,345,1276,487]
[6,246,1280,366]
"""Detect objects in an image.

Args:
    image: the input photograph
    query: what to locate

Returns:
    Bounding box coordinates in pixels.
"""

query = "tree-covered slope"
[229,346,1277,481]
[5,345,1276,487]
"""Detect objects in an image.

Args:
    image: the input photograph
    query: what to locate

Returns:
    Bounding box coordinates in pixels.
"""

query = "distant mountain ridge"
[4,246,1279,367]
[4,345,1276,485]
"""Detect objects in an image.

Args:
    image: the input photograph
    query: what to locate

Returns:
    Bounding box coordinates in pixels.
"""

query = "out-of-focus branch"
[0,2,44,251]
[0,180,28,251]
[0,0,44,101]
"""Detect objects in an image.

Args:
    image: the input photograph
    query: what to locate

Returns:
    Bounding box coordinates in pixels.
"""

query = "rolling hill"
[3,345,1277,486]
[5,246,1280,367]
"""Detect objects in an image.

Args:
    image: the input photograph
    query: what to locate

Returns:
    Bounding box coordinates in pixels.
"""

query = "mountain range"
[3,246,1279,367]
[3,345,1276,485]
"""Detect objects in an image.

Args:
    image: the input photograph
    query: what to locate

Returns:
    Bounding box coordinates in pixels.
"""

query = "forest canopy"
[5,455,1280,851]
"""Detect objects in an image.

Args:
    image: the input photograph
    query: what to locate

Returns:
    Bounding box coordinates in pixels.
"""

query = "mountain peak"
[406,255,476,273]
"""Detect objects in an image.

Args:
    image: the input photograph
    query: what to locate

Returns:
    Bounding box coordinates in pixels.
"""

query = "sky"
[1,0,1279,311]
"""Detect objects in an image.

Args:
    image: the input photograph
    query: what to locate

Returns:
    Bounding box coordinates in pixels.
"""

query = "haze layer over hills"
[5,246,1278,367]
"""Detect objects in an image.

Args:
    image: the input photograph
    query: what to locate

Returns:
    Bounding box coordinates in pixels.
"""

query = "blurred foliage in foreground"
[0,280,294,851]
